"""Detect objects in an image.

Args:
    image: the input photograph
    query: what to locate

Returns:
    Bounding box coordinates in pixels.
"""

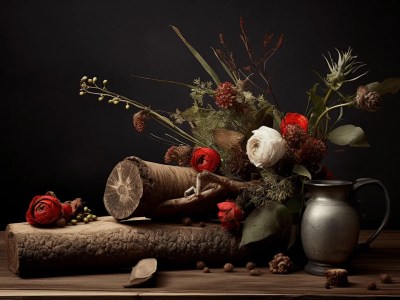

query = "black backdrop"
[1,0,399,230]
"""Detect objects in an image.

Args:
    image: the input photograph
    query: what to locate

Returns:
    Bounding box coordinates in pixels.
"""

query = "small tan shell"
[123,258,158,287]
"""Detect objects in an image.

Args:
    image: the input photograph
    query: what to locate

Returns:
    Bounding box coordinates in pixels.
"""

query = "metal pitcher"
[300,178,391,275]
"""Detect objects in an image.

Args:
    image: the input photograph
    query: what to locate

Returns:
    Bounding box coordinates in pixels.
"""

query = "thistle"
[324,48,368,90]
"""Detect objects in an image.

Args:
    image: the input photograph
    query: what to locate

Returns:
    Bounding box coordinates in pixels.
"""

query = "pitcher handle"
[353,178,391,251]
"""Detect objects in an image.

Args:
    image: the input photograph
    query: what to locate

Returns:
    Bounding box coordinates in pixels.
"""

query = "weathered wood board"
[5,216,250,277]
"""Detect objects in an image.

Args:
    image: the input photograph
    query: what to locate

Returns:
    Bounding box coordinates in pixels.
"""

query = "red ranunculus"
[190,147,221,172]
[26,195,63,226]
[217,201,243,232]
[280,113,309,136]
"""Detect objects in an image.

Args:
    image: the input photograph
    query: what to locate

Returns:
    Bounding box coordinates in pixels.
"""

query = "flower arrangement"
[79,18,399,249]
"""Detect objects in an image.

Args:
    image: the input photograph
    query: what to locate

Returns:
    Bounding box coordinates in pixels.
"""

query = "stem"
[323,88,333,104]
[313,102,353,137]
[81,82,207,147]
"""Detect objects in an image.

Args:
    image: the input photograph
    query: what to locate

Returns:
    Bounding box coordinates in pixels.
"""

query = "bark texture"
[5,216,248,277]
[103,156,198,220]
[103,156,252,221]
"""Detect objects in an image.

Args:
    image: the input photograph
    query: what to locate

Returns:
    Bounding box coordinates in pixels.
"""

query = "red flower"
[217,201,243,231]
[214,82,236,108]
[25,195,63,226]
[190,147,221,172]
[280,113,309,136]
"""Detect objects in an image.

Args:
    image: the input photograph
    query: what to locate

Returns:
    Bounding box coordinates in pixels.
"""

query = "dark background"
[1,0,399,231]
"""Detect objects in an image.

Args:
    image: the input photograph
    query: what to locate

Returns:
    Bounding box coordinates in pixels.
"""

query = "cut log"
[103,156,198,220]
[103,156,251,221]
[5,216,248,277]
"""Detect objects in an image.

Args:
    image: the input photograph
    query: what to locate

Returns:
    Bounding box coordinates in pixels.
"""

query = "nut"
[223,263,234,272]
[196,261,206,270]
[380,273,392,284]
[249,269,261,276]
[182,217,192,226]
[246,261,256,270]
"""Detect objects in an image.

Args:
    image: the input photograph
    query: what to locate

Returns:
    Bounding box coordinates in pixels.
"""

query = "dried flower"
[164,145,193,166]
[246,126,287,168]
[324,48,367,90]
[214,82,236,108]
[355,85,382,112]
[217,201,243,232]
[132,110,150,132]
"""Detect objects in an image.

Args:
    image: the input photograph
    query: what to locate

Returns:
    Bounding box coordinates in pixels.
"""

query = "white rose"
[246,126,286,168]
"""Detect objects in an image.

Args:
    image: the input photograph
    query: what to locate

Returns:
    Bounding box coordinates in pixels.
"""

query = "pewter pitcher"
[301,178,391,275]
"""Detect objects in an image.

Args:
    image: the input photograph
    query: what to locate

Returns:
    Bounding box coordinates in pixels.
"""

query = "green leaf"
[306,83,327,131]
[366,78,400,95]
[171,26,221,86]
[292,164,311,180]
[328,124,370,147]
[239,202,292,248]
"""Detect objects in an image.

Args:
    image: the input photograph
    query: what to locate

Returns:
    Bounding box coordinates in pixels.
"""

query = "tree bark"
[5,216,248,277]
[103,156,255,221]
[103,156,198,220]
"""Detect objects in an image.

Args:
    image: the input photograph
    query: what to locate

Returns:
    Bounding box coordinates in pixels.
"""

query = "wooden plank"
[1,230,400,299]
[5,216,250,277]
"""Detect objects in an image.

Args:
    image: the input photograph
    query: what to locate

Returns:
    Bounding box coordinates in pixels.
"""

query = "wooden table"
[1,230,400,299]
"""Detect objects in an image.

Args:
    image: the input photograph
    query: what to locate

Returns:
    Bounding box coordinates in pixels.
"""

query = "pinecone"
[325,268,349,287]
[268,253,293,274]
[214,82,236,108]
[354,85,382,112]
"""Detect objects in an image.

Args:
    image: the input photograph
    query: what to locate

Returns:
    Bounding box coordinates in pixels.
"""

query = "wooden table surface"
[1,230,400,299]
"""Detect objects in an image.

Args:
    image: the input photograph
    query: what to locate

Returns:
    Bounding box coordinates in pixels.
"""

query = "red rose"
[280,113,309,136]
[217,201,243,232]
[25,195,63,226]
[190,147,221,172]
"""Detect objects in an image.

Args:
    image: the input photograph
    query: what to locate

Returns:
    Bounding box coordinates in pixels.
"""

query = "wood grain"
[1,229,400,298]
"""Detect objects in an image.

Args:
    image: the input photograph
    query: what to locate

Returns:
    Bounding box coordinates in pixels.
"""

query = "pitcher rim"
[305,179,352,187]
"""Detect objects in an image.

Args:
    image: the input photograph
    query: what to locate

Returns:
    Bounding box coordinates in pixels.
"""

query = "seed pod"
[124,258,158,288]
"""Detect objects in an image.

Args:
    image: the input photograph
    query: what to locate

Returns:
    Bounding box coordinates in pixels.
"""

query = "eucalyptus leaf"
[366,78,400,95]
[171,26,221,86]
[328,124,370,147]
[239,202,292,248]
[292,164,311,180]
